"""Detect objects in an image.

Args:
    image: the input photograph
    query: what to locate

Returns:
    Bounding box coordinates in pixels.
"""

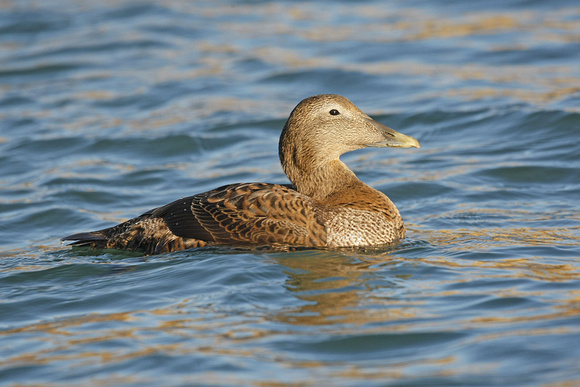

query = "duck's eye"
[329,109,340,116]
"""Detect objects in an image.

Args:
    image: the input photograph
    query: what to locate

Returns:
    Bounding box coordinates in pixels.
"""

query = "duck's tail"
[61,231,108,247]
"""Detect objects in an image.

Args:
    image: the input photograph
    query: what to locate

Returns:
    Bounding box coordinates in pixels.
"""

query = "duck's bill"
[367,119,421,149]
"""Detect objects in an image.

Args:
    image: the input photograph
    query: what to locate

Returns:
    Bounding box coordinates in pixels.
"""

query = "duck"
[62,94,420,255]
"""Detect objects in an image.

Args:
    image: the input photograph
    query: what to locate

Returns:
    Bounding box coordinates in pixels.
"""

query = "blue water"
[1,1,580,385]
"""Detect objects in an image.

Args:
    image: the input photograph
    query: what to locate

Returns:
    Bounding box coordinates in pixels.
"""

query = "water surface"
[1,0,580,385]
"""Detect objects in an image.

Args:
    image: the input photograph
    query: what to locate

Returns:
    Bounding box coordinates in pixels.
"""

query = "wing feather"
[186,183,327,246]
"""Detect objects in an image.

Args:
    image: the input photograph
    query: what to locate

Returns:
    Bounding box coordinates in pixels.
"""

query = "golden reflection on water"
[273,246,580,326]
[274,251,422,326]
[187,4,580,110]
[2,242,579,381]
[419,224,580,249]
[17,3,577,138]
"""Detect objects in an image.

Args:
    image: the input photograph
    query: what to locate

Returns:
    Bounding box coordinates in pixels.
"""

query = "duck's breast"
[323,206,405,247]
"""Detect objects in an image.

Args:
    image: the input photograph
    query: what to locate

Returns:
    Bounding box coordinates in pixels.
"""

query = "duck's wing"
[62,183,327,254]
[156,182,327,247]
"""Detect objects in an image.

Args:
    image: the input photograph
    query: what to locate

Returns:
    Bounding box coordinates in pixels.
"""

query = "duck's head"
[279,94,420,176]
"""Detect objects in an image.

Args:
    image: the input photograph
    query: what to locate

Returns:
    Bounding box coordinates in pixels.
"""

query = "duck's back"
[63,183,328,255]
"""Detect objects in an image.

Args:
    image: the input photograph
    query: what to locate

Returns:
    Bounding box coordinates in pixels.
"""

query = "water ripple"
[1,0,580,386]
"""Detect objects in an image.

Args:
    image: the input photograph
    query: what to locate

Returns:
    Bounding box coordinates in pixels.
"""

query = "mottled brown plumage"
[62,94,420,255]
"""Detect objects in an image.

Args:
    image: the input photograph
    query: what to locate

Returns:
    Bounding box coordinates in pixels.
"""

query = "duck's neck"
[279,117,370,201]
[281,151,365,201]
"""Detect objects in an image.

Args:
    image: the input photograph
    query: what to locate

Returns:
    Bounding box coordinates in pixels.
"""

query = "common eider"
[62,94,420,255]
